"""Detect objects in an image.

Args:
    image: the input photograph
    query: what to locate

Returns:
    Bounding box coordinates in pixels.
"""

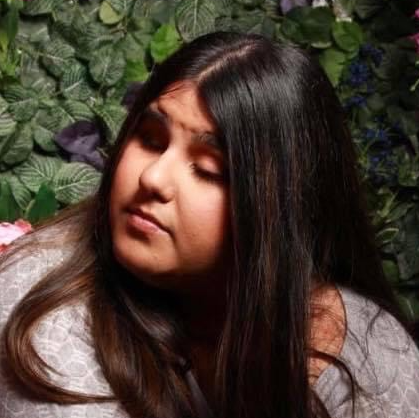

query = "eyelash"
[189,163,225,184]
[138,133,226,184]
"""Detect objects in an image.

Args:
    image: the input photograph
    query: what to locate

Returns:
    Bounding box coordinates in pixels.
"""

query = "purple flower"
[367,150,398,186]
[363,128,376,140]
[346,60,371,87]
[410,33,419,54]
[54,120,105,171]
[279,0,310,14]
[343,95,367,110]
[360,43,383,67]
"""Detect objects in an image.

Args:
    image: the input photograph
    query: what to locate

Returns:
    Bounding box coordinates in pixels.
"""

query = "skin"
[109,81,231,291]
[108,80,346,405]
[109,82,230,400]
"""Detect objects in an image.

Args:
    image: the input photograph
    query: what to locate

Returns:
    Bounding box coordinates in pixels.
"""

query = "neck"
[173,270,228,347]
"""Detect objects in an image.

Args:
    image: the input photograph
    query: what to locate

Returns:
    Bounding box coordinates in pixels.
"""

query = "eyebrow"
[137,106,224,152]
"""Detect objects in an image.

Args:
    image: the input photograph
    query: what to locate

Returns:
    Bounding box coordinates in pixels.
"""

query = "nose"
[138,152,176,203]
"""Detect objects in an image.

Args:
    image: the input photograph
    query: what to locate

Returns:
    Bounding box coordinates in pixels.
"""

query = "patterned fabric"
[1,232,419,418]
[314,286,419,417]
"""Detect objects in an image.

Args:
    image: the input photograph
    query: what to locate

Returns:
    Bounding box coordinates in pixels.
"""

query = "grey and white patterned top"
[1,232,419,418]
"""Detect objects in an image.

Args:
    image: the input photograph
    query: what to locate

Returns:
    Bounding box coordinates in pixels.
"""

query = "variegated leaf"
[13,153,63,193]
[175,0,216,42]
[89,46,126,87]
[52,162,101,204]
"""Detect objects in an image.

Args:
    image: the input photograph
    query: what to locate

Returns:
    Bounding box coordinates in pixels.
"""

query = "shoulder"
[315,286,419,418]
[0,225,127,417]
[0,224,75,329]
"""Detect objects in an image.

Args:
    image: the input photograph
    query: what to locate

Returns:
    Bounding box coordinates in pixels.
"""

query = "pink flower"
[409,10,419,53]
[0,219,32,252]
[410,32,419,53]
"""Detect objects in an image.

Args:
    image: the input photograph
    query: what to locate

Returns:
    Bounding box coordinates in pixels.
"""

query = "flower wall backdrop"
[0,0,418,318]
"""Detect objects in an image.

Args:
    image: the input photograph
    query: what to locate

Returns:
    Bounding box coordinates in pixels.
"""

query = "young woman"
[1,31,418,418]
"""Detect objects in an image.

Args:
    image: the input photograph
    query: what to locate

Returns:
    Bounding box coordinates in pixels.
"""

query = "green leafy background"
[0,0,419,320]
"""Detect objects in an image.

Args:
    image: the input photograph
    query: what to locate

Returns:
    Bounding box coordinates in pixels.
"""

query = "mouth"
[127,207,168,234]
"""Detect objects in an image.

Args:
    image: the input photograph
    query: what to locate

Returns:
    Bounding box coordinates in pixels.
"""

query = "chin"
[112,243,173,283]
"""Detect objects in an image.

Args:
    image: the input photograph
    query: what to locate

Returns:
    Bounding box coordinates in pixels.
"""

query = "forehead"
[136,83,224,152]
[150,83,216,134]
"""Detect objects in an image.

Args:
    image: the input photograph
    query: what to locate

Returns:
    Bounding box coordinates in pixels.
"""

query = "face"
[109,82,231,291]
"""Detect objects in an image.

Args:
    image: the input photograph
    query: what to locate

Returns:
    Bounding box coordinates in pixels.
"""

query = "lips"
[127,207,168,233]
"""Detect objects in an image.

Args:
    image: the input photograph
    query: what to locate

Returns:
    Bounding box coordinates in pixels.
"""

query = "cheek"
[179,189,230,253]
[110,145,141,205]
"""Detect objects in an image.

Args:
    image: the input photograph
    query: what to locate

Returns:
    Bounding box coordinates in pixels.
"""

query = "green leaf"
[397,152,419,188]
[33,124,59,153]
[382,259,399,285]
[213,16,233,32]
[16,16,50,43]
[354,0,385,19]
[387,106,418,137]
[318,48,347,86]
[332,21,363,53]
[119,33,147,62]
[0,179,21,222]
[0,96,9,116]
[175,0,216,42]
[300,7,334,46]
[89,46,126,87]
[234,0,263,6]
[99,1,124,25]
[21,0,57,16]
[13,153,63,193]
[93,102,127,143]
[150,24,182,63]
[53,15,115,61]
[280,17,307,44]
[395,210,419,280]
[3,84,39,122]
[366,93,384,113]
[0,3,19,50]
[213,0,233,15]
[396,292,419,321]
[0,29,8,55]
[108,0,135,16]
[1,124,34,166]
[124,59,149,82]
[33,108,61,137]
[131,15,157,33]
[19,52,57,95]
[52,162,101,205]
[376,226,399,246]
[230,9,275,37]
[36,102,87,133]
[0,96,17,137]
[35,101,93,131]
[61,61,94,101]
[8,174,32,211]
[41,38,75,78]
[25,183,57,224]
[387,201,414,224]
[62,100,95,122]
[132,0,176,24]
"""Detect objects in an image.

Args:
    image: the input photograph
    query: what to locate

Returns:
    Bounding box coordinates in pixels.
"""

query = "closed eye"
[190,163,229,184]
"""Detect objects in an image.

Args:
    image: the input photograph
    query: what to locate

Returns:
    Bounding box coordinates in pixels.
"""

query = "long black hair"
[3,31,407,418]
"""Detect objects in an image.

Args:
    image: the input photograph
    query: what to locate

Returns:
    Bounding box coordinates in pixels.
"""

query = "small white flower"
[312,0,329,7]
[333,0,353,21]
[336,15,353,22]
